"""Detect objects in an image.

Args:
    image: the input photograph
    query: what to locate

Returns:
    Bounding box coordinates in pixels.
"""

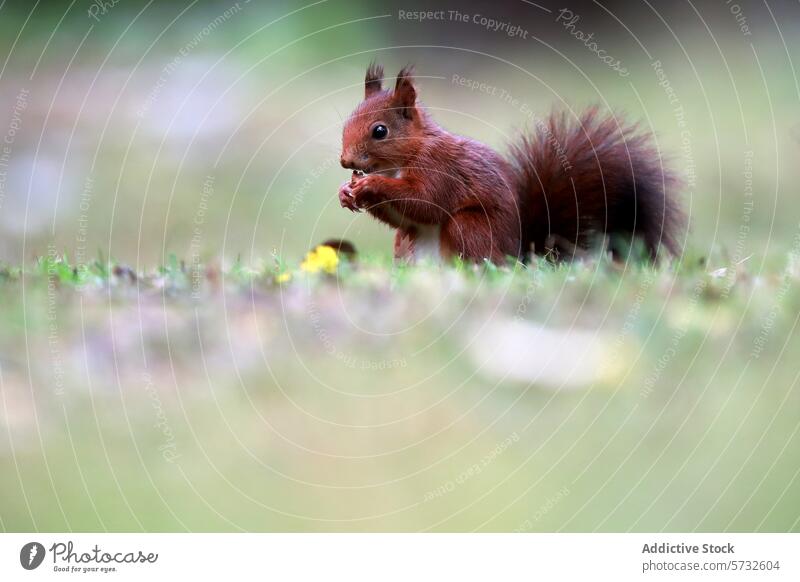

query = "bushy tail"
[508,107,685,260]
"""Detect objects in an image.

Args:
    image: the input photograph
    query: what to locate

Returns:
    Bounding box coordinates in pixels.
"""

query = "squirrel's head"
[340,63,423,174]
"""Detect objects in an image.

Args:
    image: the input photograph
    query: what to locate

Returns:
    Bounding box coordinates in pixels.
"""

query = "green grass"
[1,248,799,532]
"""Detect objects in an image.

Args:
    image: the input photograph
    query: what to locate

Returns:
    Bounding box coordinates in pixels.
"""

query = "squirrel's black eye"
[372,124,388,140]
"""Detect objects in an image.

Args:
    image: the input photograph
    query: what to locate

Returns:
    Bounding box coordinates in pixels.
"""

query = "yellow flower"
[275,272,292,283]
[300,245,339,274]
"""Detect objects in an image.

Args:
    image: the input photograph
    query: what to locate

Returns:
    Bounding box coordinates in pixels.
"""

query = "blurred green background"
[0,0,797,265]
[1,0,800,532]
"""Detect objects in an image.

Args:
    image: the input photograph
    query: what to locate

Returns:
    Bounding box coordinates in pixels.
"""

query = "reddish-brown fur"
[338,63,684,263]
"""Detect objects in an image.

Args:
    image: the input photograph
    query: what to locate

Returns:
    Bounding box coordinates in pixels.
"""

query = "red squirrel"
[338,63,684,263]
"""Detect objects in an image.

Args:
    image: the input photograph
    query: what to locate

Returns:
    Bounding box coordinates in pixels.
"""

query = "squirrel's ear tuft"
[392,65,416,119]
[365,61,384,98]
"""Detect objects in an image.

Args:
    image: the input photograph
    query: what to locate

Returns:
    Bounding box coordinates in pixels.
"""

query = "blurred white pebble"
[468,318,626,390]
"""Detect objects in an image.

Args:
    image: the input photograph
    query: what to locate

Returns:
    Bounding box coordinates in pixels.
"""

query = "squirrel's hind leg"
[394,229,414,261]
[441,214,508,263]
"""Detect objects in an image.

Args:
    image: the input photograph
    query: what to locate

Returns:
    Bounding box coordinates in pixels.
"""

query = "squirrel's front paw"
[350,176,379,209]
[338,182,359,212]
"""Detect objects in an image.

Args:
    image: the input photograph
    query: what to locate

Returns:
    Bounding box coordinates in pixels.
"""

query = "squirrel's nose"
[340,155,354,170]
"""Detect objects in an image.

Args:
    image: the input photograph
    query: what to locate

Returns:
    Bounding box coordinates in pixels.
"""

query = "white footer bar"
[1,533,797,581]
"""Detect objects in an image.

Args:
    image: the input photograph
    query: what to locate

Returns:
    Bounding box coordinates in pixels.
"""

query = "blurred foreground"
[1,251,799,531]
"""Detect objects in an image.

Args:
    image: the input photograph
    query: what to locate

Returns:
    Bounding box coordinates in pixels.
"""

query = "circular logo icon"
[20,542,45,570]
